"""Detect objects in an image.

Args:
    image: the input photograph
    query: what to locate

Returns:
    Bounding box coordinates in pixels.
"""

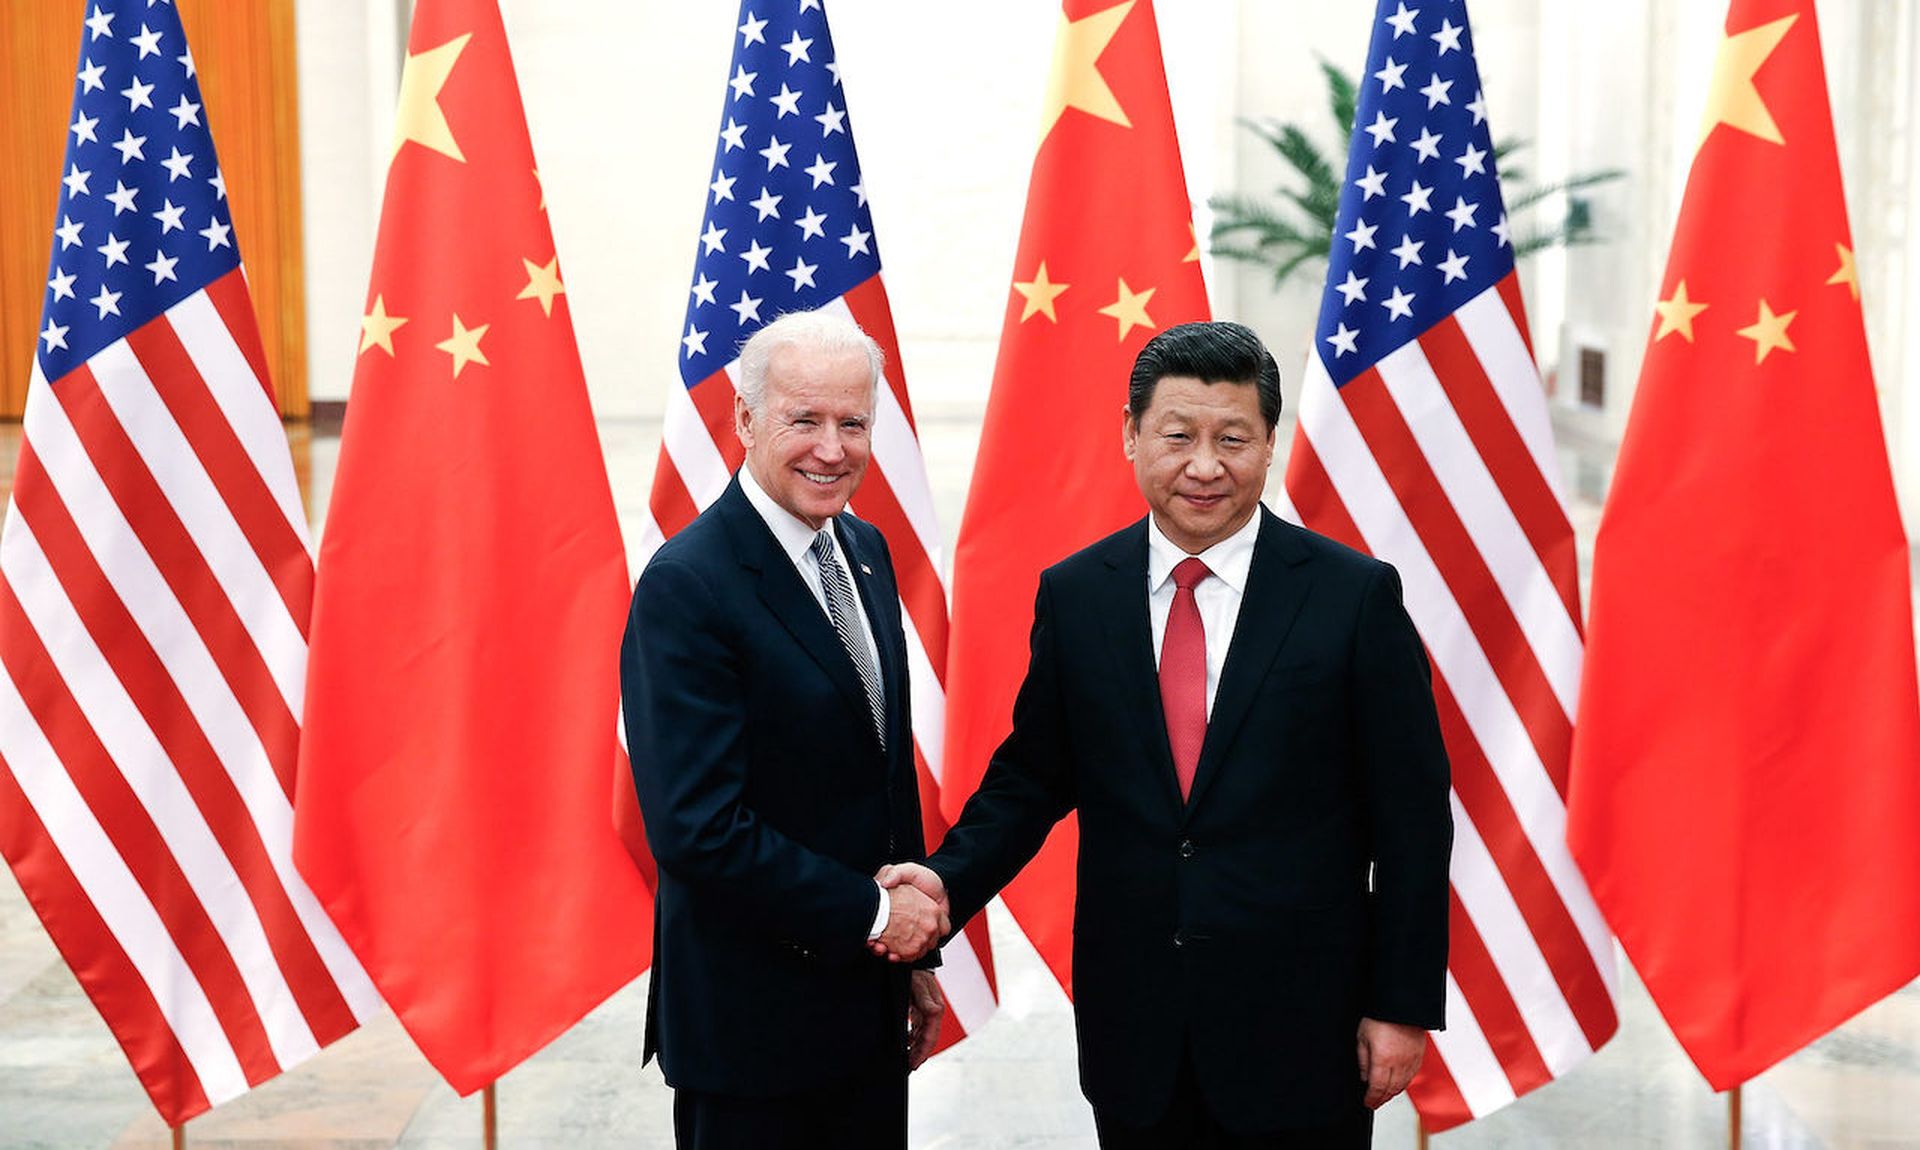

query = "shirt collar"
[739,465,829,567]
[1146,507,1262,596]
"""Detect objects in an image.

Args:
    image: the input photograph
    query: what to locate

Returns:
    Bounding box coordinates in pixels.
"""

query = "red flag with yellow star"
[1568,0,1920,1089]
[291,0,651,1092]
[941,0,1207,991]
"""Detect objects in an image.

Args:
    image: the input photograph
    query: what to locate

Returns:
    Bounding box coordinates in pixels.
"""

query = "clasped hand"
[870,862,950,962]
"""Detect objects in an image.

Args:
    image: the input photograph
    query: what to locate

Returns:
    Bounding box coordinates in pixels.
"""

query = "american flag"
[637,0,996,1043]
[0,1,377,1125]
[1280,0,1619,1129]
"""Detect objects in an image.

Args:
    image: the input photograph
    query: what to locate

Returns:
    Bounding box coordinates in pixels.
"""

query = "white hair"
[736,310,884,413]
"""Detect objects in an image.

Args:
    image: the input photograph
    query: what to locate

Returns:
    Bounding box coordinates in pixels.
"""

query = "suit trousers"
[671,1064,907,1150]
[1092,1042,1374,1149]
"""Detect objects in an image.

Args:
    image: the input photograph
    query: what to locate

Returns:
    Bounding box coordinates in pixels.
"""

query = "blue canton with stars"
[37,0,236,384]
[680,0,882,386]
[1317,0,1512,387]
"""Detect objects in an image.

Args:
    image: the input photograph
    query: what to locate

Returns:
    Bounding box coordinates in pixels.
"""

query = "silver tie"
[810,530,885,749]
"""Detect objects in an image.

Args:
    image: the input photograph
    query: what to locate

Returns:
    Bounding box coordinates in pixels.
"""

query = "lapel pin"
[860,564,872,575]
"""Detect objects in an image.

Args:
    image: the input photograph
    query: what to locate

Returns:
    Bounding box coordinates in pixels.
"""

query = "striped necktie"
[811,530,885,749]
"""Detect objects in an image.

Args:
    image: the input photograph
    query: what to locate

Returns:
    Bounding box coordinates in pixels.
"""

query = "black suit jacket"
[931,508,1452,1130]
[620,475,928,1097]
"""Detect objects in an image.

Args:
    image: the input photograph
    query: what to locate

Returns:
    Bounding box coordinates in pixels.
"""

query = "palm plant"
[1210,60,1625,289]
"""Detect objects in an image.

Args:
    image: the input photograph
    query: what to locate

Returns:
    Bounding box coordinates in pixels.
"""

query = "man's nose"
[813,425,847,462]
[1187,443,1224,480]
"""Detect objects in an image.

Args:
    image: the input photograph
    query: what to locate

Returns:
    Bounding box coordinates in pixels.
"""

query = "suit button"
[1178,839,1195,859]
[1172,930,1187,949]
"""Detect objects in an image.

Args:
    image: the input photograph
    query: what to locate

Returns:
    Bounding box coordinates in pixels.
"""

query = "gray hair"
[736,310,884,414]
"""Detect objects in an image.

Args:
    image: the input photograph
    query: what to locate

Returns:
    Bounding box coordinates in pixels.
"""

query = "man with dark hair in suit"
[883,321,1452,1147]
[622,309,946,1150]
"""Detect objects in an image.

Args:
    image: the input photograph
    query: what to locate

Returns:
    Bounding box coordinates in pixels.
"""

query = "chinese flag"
[1568,0,1920,1089]
[292,0,652,1092]
[942,0,1207,991]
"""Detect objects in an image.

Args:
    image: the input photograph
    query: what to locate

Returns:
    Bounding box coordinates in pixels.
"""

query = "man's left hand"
[907,970,945,1071]
[1356,1017,1426,1109]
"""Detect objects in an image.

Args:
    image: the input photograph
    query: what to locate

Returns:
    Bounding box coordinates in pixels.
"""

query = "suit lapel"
[1096,522,1187,814]
[716,480,875,736]
[1183,509,1316,814]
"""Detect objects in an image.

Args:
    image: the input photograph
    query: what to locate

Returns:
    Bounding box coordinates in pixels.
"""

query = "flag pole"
[483,1083,498,1150]
[1416,1116,1429,1149]
[171,1124,185,1150]
[1727,1085,1741,1149]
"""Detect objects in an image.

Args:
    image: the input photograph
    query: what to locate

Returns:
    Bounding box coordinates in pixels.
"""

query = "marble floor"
[0,413,1917,1148]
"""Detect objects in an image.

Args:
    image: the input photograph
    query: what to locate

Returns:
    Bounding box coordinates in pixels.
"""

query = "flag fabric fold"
[292,0,652,1093]
[623,0,997,1050]
[1568,0,1920,1090]
[941,0,1209,996]
[1283,1,1619,1129]
[0,0,379,1123]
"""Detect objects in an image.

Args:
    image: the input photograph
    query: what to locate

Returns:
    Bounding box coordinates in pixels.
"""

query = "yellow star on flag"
[360,294,408,356]
[1826,243,1859,300]
[1040,2,1134,141]
[1735,298,1797,364]
[1097,277,1156,341]
[393,32,473,163]
[1184,222,1201,263]
[1697,14,1796,152]
[518,256,566,317]
[1012,261,1070,323]
[1652,280,1709,343]
[436,314,491,377]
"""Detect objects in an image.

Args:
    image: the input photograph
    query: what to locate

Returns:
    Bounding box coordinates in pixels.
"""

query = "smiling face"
[1124,375,1276,554]
[735,341,876,529]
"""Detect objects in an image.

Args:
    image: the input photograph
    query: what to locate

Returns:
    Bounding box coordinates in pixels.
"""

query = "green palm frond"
[1210,64,1628,290]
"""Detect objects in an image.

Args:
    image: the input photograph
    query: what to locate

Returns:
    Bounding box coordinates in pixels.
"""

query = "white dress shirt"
[1146,510,1261,718]
[737,467,892,940]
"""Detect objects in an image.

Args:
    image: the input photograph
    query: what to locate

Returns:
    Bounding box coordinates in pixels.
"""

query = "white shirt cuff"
[867,880,890,940]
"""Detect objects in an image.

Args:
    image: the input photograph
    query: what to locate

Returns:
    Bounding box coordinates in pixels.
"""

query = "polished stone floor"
[0,413,1917,1148]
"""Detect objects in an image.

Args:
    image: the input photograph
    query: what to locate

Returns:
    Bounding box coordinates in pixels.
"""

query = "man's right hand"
[875,880,947,962]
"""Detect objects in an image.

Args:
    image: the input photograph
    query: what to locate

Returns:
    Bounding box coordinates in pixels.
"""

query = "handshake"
[869,862,949,962]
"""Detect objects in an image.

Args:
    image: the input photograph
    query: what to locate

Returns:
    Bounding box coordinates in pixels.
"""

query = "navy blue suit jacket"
[930,508,1452,1130]
[620,475,927,1097]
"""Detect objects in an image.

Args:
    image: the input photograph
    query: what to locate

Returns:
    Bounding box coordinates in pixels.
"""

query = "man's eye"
[1164,432,1190,443]
[793,418,817,428]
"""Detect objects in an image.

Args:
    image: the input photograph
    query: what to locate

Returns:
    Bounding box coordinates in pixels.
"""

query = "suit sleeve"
[1351,562,1453,1029]
[929,572,1078,930]
[622,556,878,958]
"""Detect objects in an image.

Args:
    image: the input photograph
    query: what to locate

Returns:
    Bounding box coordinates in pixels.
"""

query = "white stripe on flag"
[1449,792,1591,1074]
[661,381,733,510]
[1375,340,1582,715]
[902,611,947,785]
[88,341,306,716]
[1432,972,1518,1116]
[0,657,252,1105]
[167,293,312,550]
[1299,358,1614,982]
[1454,291,1570,507]
[938,935,996,1035]
[1,514,320,1068]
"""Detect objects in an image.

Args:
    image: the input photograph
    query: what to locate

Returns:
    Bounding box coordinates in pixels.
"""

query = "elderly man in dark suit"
[883,321,1452,1148]
[622,309,946,1150]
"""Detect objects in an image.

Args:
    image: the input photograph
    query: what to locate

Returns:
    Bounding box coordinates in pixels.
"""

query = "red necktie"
[1160,557,1210,800]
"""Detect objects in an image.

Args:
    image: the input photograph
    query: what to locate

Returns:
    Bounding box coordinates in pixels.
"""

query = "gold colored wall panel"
[0,0,307,419]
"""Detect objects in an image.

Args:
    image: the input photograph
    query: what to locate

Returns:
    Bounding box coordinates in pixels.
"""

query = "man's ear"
[1121,405,1139,461]
[734,393,754,449]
